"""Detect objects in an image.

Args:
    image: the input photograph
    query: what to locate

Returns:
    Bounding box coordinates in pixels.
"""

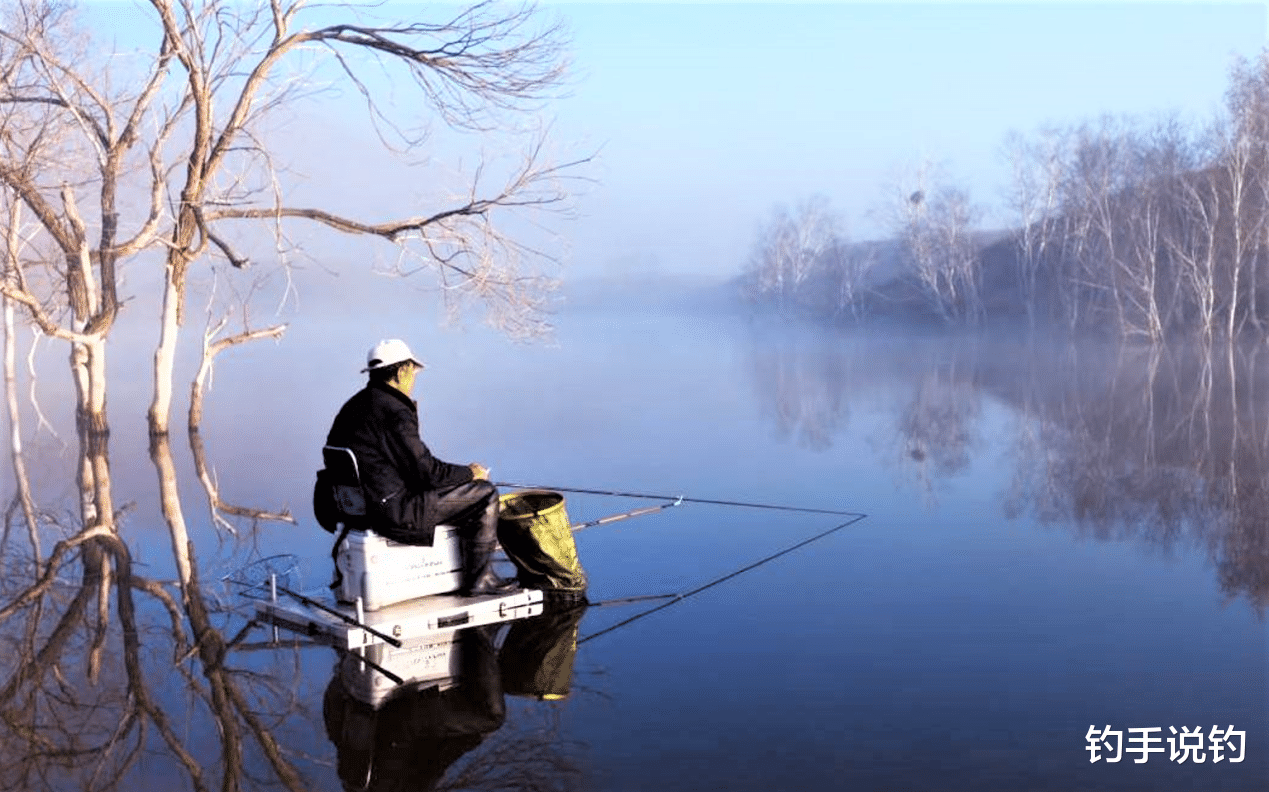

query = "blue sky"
[82,2,1268,281]
[547,3,1267,277]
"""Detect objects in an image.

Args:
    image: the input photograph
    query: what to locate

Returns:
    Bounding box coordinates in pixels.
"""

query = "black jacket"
[326,381,473,545]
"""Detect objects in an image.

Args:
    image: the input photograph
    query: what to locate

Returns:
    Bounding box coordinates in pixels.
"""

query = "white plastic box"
[335,525,464,610]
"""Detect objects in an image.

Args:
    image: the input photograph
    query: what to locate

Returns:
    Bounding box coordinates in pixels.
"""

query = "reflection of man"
[325,339,515,596]
[323,627,507,792]
[323,601,587,791]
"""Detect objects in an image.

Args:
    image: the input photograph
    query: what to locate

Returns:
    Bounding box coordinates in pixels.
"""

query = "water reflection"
[0,388,319,792]
[749,329,1269,610]
[750,336,850,451]
[7,313,1265,791]
[324,603,585,791]
[0,395,589,791]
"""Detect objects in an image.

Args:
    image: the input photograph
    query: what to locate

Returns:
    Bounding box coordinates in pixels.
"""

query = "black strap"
[329,521,354,591]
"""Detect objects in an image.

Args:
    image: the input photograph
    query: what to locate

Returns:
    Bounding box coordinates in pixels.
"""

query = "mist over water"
[2,288,1266,790]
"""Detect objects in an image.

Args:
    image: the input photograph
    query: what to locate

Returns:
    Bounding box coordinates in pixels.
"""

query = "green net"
[497,490,587,592]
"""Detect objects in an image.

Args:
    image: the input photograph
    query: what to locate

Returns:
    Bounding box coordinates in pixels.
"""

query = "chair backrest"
[323,446,367,517]
[323,446,361,484]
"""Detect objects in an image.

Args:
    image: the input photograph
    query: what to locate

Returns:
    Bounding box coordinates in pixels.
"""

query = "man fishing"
[325,338,517,597]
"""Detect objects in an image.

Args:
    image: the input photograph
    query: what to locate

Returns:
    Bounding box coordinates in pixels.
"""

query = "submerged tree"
[0,0,584,583]
[0,2,586,781]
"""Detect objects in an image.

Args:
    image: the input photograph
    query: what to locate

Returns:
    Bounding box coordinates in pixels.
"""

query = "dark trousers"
[434,480,499,545]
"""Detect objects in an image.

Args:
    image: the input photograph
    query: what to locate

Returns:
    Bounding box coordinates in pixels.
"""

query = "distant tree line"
[743,50,1269,341]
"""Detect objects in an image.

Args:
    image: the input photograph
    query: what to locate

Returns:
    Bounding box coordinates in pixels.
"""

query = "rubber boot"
[462,541,518,597]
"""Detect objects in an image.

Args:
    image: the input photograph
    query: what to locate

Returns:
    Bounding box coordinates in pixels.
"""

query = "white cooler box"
[335,525,464,610]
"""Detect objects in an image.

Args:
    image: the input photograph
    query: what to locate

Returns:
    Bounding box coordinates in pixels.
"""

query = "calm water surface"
[3,300,1266,791]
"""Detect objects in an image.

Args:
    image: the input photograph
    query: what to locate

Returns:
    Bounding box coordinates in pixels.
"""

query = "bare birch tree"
[0,2,122,589]
[830,238,877,321]
[928,186,984,324]
[1116,117,1197,341]
[1220,54,1269,334]
[0,0,585,554]
[891,162,984,325]
[0,0,586,451]
[1,196,40,569]
[744,195,840,311]
[1060,117,1135,335]
[1169,165,1223,340]
[1003,127,1070,328]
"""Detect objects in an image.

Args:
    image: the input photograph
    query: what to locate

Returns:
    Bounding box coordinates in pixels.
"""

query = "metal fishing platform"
[255,587,544,650]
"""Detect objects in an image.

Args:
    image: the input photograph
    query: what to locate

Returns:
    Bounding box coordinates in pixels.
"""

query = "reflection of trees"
[895,365,979,494]
[0,339,310,790]
[992,340,1269,611]
[748,333,980,489]
[0,437,311,791]
[188,312,294,537]
[748,330,1269,611]
[0,325,589,791]
[749,331,851,451]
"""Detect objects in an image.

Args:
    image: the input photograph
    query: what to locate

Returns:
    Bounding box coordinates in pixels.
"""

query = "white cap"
[362,339,426,372]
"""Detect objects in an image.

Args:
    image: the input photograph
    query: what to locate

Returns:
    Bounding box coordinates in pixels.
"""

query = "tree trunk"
[149,262,182,436]
[3,294,39,568]
[149,431,194,602]
[70,337,114,533]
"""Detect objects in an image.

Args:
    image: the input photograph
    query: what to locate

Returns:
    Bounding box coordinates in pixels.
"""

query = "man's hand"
[469,463,490,481]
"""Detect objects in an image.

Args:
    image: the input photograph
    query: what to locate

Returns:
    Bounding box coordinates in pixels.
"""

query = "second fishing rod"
[496,482,865,518]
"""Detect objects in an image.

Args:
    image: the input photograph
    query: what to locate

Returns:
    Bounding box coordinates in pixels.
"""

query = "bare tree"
[0,1,587,460]
[1169,164,1223,340]
[1214,56,1269,335]
[1003,127,1069,328]
[0,6,123,624]
[189,308,294,537]
[0,0,586,574]
[829,237,877,322]
[744,195,840,312]
[1,196,40,569]
[928,186,984,324]
[891,162,984,325]
[1116,117,1196,341]
[1059,117,1135,335]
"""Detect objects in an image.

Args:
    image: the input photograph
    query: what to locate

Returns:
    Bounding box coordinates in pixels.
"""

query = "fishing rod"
[223,613,405,684]
[339,646,405,685]
[578,513,868,645]
[496,482,863,518]
[570,497,684,533]
[275,583,403,648]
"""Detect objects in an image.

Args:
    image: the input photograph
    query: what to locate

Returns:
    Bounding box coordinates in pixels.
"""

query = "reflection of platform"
[255,589,543,650]
[340,630,469,707]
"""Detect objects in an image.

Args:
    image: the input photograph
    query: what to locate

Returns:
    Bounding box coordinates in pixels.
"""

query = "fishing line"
[587,593,679,608]
[496,482,864,518]
[578,513,868,645]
